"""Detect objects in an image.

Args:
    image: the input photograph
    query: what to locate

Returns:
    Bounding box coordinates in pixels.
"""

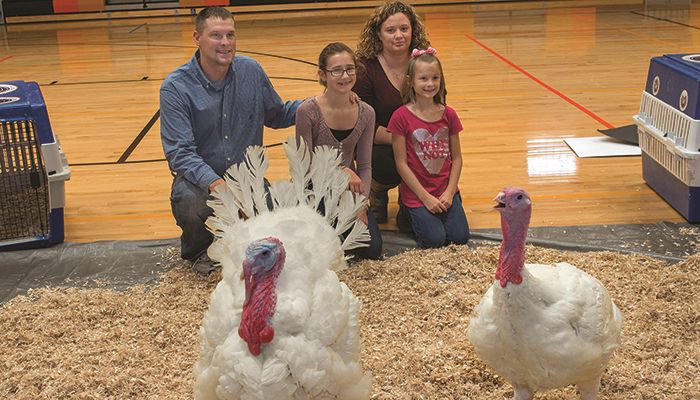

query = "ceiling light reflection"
[526,138,578,179]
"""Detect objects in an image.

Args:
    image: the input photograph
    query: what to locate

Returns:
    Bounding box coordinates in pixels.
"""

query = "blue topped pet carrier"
[633,54,700,223]
[0,80,70,250]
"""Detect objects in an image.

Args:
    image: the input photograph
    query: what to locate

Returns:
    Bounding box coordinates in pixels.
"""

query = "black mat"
[0,239,177,304]
[1,222,698,305]
[598,124,639,145]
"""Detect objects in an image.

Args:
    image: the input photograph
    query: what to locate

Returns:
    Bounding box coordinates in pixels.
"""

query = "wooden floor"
[0,0,697,243]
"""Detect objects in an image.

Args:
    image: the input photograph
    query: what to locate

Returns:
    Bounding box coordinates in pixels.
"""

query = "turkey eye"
[261,250,270,257]
[517,195,523,200]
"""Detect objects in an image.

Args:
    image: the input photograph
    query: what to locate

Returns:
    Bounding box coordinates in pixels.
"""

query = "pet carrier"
[633,54,700,222]
[0,80,70,250]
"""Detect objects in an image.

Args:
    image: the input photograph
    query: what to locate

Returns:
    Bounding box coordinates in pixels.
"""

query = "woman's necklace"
[378,53,407,87]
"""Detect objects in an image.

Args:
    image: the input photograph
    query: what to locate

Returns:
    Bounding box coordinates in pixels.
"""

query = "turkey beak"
[493,192,506,210]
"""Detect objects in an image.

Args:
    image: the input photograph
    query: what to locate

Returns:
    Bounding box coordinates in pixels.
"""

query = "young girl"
[388,47,470,248]
[295,42,382,259]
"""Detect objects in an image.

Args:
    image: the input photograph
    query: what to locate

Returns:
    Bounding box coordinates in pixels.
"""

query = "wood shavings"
[1,245,698,399]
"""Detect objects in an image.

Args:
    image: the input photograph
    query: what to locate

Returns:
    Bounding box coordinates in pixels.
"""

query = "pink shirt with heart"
[388,105,463,208]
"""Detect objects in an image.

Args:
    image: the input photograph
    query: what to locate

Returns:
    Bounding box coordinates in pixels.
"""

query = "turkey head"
[238,237,286,356]
[494,187,532,288]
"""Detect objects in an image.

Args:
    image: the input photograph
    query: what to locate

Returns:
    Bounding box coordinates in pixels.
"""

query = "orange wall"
[179,0,229,6]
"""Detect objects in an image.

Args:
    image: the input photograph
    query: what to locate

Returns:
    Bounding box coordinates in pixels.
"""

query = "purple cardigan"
[295,97,375,197]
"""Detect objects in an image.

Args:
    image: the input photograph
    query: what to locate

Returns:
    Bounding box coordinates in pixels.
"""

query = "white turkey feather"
[222,162,256,219]
[308,146,348,211]
[283,137,312,206]
[243,146,270,215]
[333,191,366,237]
[340,223,371,253]
[267,181,298,209]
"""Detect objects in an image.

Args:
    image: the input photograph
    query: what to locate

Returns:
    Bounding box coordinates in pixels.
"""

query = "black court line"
[72,158,167,167]
[118,109,160,163]
[630,10,700,30]
[72,141,286,166]
[43,78,161,86]
[128,23,147,34]
[240,50,316,66]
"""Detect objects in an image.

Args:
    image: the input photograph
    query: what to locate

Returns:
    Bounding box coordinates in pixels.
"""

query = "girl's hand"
[357,207,369,226]
[438,190,454,209]
[422,194,447,214]
[343,167,365,194]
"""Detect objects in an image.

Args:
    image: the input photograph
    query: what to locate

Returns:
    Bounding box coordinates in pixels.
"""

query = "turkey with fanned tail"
[194,137,372,400]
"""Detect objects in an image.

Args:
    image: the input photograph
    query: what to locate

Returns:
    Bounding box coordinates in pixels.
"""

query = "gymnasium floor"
[0,0,698,300]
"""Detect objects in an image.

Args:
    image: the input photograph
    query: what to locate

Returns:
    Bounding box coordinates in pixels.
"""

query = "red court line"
[466,35,614,129]
[0,55,13,63]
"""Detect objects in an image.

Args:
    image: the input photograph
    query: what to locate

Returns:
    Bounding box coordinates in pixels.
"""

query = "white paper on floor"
[564,136,641,158]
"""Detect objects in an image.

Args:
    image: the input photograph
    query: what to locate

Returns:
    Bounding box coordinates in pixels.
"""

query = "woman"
[354,0,430,228]
[296,42,382,260]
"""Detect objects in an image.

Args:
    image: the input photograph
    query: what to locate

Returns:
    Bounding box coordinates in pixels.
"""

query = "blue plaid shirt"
[160,51,300,189]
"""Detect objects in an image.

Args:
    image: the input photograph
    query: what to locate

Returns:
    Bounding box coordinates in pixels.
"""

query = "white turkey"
[193,137,372,399]
[467,187,622,400]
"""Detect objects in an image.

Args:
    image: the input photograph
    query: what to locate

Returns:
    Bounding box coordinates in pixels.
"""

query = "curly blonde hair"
[356,0,430,60]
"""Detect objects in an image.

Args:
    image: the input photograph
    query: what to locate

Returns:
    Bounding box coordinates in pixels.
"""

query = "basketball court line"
[71,159,166,167]
[465,34,615,129]
[630,10,700,30]
[128,23,147,33]
[70,141,286,167]
[41,75,313,86]
[118,110,161,163]
[0,56,13,63]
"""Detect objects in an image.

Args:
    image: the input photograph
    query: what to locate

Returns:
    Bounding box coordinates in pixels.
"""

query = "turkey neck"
[497,206,531,288]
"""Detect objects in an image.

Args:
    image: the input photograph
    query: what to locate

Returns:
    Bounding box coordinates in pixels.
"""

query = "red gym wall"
[51,1,228,14]
[52,0,104,13]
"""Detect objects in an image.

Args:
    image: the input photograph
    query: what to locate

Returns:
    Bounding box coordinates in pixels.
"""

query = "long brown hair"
[317,42,359,87]
[401,52,446,106]
[356,0,430,60]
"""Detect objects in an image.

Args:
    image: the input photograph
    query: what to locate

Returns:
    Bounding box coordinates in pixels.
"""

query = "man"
[160,7,300,273]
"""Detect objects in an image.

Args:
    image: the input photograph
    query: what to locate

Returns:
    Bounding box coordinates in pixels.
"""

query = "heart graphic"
[412,127,450,174]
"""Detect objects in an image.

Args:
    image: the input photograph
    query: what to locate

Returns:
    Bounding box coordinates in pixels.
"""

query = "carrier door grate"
[0,120,50,241]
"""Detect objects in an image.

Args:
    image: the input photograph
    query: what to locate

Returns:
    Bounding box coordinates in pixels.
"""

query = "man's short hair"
[195,7,234,33]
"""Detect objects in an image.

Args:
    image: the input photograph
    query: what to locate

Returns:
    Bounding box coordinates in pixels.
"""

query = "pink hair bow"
[411,47,437,58]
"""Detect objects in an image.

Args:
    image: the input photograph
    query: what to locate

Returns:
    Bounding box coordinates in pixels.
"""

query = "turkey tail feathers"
[207,137,370,253]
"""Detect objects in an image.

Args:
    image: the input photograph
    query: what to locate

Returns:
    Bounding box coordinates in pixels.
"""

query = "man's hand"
[209,178,226,193]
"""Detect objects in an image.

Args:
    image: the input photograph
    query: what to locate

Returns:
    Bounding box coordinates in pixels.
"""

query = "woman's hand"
[343,167,365,194]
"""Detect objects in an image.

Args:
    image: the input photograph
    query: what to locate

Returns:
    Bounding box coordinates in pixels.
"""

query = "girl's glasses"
[325,66,357,77]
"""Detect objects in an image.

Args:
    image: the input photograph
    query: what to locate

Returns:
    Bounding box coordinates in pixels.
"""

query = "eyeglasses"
[325,66,357,77]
